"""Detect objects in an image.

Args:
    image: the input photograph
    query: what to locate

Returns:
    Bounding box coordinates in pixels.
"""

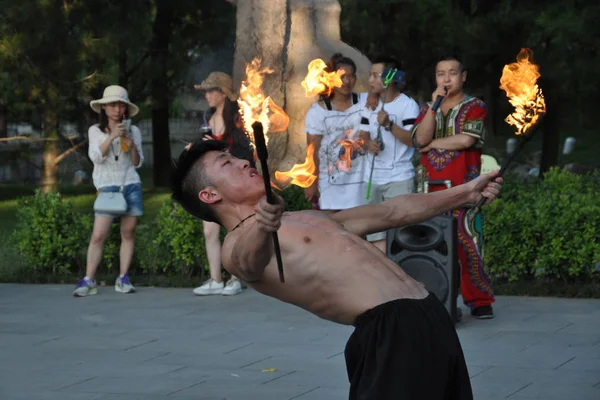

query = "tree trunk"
[231,0,372,173]
[40,108,60,193]
[0,99,6,138]
[150,0,174,188]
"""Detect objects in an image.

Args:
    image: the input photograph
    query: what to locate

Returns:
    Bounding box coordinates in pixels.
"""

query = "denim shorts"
[95,183,143,218]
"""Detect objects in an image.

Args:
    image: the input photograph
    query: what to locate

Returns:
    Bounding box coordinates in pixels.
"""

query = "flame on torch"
[301,59,344,97]
[468,48,547,220]
[500,48,546,135]
[238,58,289,145]
[275,143,317,188]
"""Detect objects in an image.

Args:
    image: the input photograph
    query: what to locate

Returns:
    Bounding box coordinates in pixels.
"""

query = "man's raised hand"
[255,194,284,232]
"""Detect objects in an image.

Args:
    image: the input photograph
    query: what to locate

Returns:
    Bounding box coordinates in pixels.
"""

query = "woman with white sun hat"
[73,85,144,297]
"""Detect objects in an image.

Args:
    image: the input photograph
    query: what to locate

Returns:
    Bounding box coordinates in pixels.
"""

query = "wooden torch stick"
[251,121,285,283]
[470,116,545,219]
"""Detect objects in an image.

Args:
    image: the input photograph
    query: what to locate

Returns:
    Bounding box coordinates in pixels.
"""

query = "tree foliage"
[339,0,599,129]
[1,0,597,188]
[0,0,235,189]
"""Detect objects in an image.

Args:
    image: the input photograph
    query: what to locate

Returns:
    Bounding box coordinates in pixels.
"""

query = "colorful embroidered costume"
[411,96,494,309]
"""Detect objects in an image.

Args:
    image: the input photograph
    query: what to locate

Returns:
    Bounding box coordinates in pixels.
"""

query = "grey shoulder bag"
[93,153,131,216]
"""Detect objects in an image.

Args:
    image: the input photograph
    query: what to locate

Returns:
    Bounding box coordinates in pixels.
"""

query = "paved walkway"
[0,284,599,400]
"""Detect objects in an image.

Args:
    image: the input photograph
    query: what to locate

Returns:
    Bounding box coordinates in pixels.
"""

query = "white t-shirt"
[88,124,144,189]
[360,93,419,185]
[305,94,368,210]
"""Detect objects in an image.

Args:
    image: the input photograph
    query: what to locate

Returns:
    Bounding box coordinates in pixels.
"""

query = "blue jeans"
[95,183,143,218]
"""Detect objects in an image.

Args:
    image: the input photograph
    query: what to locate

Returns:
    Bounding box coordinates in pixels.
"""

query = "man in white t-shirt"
[361,57,419,252]
[304,53,368,211]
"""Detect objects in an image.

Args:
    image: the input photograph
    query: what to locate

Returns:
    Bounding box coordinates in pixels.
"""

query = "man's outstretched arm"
[222,196,284,282]
[331,171,502,238]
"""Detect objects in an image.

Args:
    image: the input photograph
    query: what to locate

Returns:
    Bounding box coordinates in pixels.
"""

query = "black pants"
[345,294,473,400]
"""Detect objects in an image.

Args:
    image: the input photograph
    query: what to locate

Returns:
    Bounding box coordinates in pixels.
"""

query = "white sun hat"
[90,85,139,117]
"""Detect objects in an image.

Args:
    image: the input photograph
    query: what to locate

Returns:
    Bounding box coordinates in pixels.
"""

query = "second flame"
[301,59,344,97]
[238,58,289,145]
[500,48,546,135]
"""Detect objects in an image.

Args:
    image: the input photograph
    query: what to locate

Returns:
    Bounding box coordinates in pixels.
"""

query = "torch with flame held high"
[471,48,546,216]
[237,58,290,283]
[238,58,290,146]
[236,57,352,281]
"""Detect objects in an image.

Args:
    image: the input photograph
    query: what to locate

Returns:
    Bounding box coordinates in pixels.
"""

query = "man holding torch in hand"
[411,54,495,319]
[171,138,503,399]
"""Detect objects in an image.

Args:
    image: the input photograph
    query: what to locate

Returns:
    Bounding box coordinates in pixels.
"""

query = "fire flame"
[301,59,344,97]
[500,48,546,135]
[238,58,289,144]
[274,143,317,188]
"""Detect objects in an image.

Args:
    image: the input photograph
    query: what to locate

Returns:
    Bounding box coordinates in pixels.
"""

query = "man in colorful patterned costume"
[411,55,495,319]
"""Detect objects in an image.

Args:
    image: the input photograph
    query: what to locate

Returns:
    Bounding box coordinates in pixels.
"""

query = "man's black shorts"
[345,293,473,400]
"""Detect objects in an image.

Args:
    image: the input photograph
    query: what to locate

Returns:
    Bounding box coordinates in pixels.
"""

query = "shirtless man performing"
[171,140,503,400]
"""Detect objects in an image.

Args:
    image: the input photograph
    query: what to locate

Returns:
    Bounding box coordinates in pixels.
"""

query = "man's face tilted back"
[435,59,467,97]
[197,151,265,208]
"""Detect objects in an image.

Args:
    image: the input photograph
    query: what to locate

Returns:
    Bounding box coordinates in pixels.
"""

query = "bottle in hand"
[121,112,131,152]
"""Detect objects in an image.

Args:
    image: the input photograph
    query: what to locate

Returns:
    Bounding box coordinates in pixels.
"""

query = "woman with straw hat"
[73,85,144,297]
[192,71,253,296]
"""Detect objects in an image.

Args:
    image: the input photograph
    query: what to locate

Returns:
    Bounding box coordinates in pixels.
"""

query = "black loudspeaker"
[386,215,460,322]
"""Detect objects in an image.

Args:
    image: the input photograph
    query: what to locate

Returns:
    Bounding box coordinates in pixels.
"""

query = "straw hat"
[90,85,140,117]
[194,72,237,101]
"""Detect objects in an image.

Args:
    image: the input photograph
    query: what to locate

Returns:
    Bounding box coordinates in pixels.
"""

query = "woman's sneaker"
[193,279,224,295]
[115,275,136,294]
[222,279,243,296]
[73,278,98,297]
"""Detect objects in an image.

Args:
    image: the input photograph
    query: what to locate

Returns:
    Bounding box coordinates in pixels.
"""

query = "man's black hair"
[371,55,402,71]
[437,54,467,72]
[171,140,229,224]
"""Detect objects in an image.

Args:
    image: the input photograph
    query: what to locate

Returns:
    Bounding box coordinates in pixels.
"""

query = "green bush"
[135,185,310,278]
[140,199,208,278]
[102,223,123,272]
[12,190,91,276]
[484,168,600,282]
[6,183,312,283]
[278,185,311,211]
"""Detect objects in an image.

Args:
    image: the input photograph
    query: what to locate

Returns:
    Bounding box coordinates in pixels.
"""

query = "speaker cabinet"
[386,215,460,322]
